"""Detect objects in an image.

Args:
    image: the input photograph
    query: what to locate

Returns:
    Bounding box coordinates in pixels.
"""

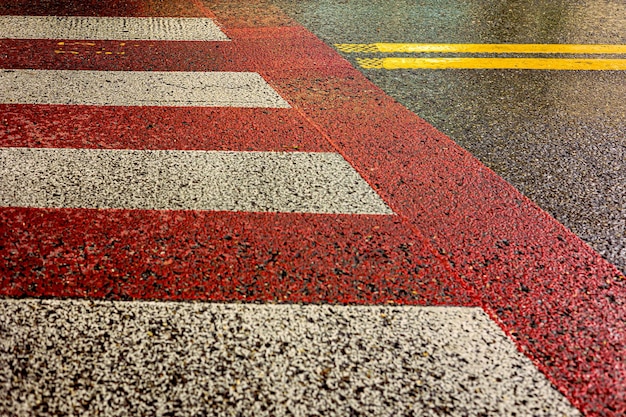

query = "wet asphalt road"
[269,0,626,274]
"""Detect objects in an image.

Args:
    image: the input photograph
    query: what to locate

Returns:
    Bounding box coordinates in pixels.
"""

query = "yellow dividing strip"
[336,43,626,54]
[357,57,626,70]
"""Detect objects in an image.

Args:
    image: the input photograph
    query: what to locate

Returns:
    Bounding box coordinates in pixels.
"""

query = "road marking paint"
[0,148,392,214]
[0,106,332,152]
[0,16,229,41]
[336,43,626,55]
[0,299,581,416]
[0,208,465,304]
[357,57,626,70]
[0,69,290,108]
[339,43,626,71]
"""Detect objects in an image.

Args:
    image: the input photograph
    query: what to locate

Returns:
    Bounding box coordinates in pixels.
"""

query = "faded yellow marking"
[52,38,129,57]
[338,43,626,54]
[357,58,385,69]
[335,43,380,53]
[357,57,626,70]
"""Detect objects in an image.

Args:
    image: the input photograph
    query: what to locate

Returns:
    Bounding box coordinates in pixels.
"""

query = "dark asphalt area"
[267,0,626,274]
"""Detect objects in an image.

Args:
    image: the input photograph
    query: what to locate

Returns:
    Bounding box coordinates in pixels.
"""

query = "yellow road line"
[357,57,626,70]
[337,43,626,55]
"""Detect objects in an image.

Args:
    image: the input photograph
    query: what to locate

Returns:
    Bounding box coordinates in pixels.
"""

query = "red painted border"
[201,4,624,416]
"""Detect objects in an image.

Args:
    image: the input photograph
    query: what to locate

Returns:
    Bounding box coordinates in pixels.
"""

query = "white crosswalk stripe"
[0,16,229,41]
[0,148,392,214]
[0,299,581,417]
[0,70,290,108]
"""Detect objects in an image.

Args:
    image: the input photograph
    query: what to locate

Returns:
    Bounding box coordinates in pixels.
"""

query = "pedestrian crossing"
[0,7,583,417]
[0,15,384,213]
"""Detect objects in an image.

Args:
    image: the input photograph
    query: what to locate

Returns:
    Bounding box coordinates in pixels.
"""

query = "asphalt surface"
[267,0,626,274]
